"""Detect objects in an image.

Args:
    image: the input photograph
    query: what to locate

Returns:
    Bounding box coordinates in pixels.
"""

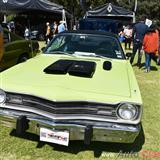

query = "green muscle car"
[0,28,39,71]
[0,31,142,146]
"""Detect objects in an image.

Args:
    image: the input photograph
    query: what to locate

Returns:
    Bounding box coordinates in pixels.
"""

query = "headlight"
[117,103,138,120]
[0,89,6,104]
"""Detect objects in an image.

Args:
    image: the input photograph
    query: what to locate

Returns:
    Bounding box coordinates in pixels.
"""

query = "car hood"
[0,54,142,104]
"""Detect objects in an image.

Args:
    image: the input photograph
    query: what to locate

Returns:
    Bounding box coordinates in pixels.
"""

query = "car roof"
[60,30,118,38]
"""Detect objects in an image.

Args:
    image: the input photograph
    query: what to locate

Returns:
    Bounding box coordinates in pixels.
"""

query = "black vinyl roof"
[59,30,118,38]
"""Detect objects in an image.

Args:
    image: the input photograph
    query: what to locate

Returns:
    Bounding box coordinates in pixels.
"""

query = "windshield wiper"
[74,51,96,56]
[93,54,111,60]
[47,51,76,58]
[74,51,110,60]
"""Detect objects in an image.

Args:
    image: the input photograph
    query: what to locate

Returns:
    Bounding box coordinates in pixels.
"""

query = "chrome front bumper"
[0,109,141,144]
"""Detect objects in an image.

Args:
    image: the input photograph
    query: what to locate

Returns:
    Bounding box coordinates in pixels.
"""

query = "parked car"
[0,28,39,71]
[0,31,142,146]
[30,24,45,41]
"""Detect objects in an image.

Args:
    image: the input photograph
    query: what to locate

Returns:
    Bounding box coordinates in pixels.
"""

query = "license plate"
[40,128,69,146]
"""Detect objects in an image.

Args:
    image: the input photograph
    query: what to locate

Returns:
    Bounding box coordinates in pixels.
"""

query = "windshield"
[44,33,125,59]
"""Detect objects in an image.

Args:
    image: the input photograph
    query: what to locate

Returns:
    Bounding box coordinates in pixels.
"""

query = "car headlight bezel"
[0,89,6,104]
[117,103,138,120]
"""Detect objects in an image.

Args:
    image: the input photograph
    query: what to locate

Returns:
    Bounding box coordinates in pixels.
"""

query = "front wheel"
[17,54,28,64]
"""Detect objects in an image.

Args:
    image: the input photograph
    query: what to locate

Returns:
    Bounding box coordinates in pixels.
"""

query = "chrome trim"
[1,91,142,124]
[0,109,140,143]
[1,103,141,124]
[4,90,142,106]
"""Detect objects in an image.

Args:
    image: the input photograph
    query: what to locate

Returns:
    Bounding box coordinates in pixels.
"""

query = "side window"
[3,32,10,44]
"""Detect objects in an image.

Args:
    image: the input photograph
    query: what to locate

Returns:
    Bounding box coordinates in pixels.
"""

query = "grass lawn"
[0,43,160,160]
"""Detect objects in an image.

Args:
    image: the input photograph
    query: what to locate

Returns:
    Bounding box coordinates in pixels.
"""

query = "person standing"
[58,21,66,33]
[157,28,160,65]
[143,25,159,72]
[119,28,125,43]
[24,26,30,40]
[52,21,58,36]
[8,21,15,33]
[123,25,133,50]
[0,24,3,62]
[130,19,148,67]
[50,21,57,38]
[45,22,51,44]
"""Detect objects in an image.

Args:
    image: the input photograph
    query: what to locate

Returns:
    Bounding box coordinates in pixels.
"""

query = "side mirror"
[41,47,46,52]
[126,52,132,59]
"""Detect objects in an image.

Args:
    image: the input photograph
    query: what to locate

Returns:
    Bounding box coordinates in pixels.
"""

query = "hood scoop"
[44,60,73,74]
[44,59,96,78]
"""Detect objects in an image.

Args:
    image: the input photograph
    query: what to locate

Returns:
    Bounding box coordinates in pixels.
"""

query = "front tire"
[17,54,28,63]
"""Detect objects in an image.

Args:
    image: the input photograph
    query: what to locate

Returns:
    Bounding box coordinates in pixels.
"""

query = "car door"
[0,30,12,70]
[0,30,24,70]
[0,25,3,62]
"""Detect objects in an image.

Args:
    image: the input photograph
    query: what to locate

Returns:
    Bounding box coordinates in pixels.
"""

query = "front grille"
[5,92,118,120]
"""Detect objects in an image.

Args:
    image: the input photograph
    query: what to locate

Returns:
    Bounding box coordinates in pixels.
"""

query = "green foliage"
[50,0,160,25]
[6,15,15,22]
